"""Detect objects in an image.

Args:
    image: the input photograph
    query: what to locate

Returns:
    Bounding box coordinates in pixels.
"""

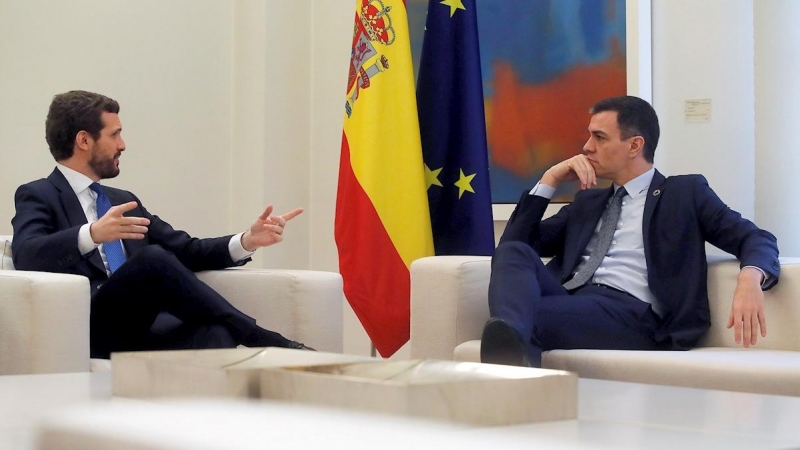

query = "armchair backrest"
[1,235,14,270]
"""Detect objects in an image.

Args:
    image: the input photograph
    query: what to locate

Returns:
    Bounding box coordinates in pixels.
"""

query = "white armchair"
[409,255,800,396]
[0,235,344,375]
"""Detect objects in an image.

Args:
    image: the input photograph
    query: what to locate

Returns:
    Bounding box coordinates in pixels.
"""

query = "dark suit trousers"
[488,241,663,367]
[90,245,290,358]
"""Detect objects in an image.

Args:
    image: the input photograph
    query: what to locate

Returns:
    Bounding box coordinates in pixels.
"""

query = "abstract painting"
[408,0,628,203]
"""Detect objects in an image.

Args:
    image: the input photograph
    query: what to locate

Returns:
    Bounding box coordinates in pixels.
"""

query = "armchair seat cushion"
[454,340,800,396]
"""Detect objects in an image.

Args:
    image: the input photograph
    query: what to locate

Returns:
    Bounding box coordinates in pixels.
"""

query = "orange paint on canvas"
[487,59,626,177]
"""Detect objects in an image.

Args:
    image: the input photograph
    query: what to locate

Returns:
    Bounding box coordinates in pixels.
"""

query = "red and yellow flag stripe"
[335,0,434,357]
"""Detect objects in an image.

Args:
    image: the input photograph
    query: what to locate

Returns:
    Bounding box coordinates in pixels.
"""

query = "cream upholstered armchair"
[409,255,800,397]
[0,235,344,375]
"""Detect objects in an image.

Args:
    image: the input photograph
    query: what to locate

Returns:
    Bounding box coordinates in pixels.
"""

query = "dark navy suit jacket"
[501,170,780,350]
[11,169,245,296]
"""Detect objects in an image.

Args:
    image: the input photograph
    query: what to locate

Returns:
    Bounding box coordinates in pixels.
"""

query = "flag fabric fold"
[417,0,495,256]
[335,0,434,357]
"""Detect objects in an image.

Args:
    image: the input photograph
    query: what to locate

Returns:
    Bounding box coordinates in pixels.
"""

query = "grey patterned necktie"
[563,187,628,291]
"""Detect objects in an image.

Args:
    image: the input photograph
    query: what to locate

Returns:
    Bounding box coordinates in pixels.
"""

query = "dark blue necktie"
[89,183,126,273]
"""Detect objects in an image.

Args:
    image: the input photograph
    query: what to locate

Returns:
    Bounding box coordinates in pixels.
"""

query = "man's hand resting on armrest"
[727,267,767,347]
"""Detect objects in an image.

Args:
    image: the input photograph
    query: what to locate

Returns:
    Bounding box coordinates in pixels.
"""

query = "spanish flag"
[335,0,434,357]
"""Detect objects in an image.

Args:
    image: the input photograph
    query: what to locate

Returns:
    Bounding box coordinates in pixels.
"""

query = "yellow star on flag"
[425,163,443,190]
[454,168,477,198]
[440,0,466,18]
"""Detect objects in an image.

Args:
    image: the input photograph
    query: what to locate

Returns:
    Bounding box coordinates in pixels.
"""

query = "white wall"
[230,0,314,270]
[0,0,234,239]
[309,0,375,355]
[651,0,756,226]
[230,0,370,355]
[231,0,269,260]
[309,0,352,273]
[0,0,315,269]
[754,1,800,257]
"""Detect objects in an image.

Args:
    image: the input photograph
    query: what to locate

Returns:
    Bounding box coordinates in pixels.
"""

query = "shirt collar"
[616,167,655,199]
[56,164,95,196]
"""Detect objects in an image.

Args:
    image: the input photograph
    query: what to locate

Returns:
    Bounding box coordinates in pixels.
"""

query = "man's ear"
[628,135,645,158]
[75,130,92,152]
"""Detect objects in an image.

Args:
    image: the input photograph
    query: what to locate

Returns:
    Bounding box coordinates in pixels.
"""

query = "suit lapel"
[47,169,107,275]
[642,170,666,263]
[48,169,88,229]
[104,187,125,208]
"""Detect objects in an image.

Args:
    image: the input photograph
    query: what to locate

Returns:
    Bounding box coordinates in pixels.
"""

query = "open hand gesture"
[89,201,150,243]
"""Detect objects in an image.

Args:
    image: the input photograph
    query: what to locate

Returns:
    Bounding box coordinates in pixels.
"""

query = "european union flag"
[417,0,494,256]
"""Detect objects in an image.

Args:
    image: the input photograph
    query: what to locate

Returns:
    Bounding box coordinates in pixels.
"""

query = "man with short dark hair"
[12,90,312,358]
[481,95,780,367]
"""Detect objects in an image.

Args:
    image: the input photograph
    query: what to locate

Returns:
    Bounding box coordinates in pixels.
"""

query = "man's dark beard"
[88,150,120,179]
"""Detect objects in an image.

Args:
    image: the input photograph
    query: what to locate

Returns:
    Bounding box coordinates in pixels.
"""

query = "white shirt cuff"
[78,223,99,255]
[529,182,556,199]
[229,232,255,262]
[742,265,769,288]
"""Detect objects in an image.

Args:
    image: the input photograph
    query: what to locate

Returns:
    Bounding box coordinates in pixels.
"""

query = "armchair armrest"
[196,268,344,352]
[0,270,90,375]
[410,256,491,360]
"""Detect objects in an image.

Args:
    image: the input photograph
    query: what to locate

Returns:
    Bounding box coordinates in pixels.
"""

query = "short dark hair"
[45,90,120,161]
[590,96,659,163]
